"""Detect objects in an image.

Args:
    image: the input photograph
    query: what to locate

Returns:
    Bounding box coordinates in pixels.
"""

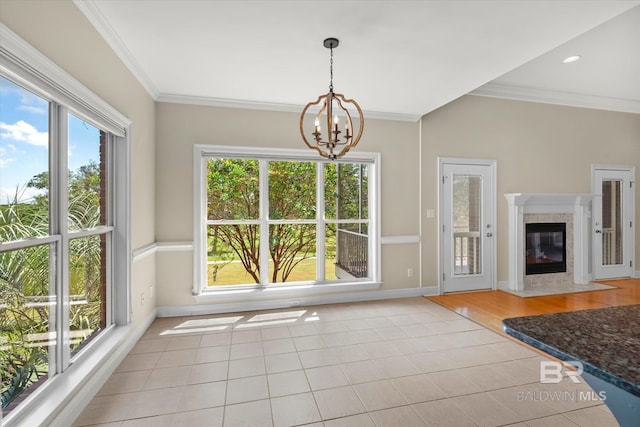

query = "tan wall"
[1,0,157,322]
[421,95,640,284]
[4,0,637,313]
[155,103,421,308]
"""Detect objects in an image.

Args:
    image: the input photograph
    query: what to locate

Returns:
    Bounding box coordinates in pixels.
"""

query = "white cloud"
[0,157,16,168]
[0,79,48,115]
[0,186,46,204]
[0,120,48,147]
[19,90,48,115]
[18,105,47,115]
[0,144,17,167]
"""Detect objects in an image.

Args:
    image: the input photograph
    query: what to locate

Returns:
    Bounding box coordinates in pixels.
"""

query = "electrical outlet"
[407,268,414,278]
[140,292,145,306]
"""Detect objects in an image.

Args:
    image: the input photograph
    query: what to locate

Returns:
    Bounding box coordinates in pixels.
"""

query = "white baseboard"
[4,310,156,427]
[157,287,439,317]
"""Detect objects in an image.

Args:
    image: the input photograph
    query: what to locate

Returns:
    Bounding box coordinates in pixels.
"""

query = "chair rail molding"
[132,241,194,263]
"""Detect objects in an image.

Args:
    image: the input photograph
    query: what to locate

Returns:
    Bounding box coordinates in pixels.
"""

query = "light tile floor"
[72,297,618,427]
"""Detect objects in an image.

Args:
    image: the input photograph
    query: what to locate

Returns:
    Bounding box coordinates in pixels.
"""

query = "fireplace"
[505,193,594,291]
[525,222,567,275]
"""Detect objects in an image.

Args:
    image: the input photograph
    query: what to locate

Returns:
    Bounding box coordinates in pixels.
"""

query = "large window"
[0,35,129,417]
[194,146,380,293]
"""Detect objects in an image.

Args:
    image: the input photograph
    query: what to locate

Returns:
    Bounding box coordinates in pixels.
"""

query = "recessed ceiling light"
[562,55,581,64]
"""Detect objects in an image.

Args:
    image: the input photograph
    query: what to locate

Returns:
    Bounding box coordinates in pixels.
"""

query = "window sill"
[193,280,382,303]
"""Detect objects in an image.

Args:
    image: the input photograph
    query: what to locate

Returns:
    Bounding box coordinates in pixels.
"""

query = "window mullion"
[55,105,71,372]
[259,160,269,286]
[112,134,131,325]
[104,133,114,327]
[67,226,114,239]
[316,163,325,282]
[193,157,206,295]
[105,132,114,228]
[370,158,380,281]
[47,101,60,376]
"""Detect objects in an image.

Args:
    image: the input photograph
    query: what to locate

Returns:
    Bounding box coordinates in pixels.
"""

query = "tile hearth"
[501,282,616,298]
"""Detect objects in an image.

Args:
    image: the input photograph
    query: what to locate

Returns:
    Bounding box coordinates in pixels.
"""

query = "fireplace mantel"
[505,193,595,291]
[505,193,594,212]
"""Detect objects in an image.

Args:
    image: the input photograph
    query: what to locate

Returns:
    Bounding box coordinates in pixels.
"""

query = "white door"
[592,167,635,279]
[440,160,496,292]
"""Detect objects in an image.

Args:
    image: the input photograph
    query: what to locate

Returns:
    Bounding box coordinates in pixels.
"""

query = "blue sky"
[0,76,99,204]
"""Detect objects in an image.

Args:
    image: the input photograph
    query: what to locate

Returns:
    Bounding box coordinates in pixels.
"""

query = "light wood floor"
[427,278,640,334]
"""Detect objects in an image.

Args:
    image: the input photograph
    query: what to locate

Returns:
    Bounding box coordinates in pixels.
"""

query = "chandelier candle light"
[300,38,364,160]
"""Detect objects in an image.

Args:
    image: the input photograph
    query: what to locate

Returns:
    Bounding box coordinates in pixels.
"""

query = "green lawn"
[208,257,337,286]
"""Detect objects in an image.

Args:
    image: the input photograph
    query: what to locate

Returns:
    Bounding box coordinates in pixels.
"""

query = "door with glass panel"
[592,167,635,279]
[440,161,496,292]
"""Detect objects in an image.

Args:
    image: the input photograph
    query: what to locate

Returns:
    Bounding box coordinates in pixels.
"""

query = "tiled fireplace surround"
[505,193,595,292]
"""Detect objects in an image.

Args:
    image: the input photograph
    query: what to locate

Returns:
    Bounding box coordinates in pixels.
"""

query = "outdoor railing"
[602,227,619,265]
[336,228,368,278]
[454,231,481,275]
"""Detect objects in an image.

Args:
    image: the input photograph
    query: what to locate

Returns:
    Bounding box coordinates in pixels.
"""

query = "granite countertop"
[502,304,640,398]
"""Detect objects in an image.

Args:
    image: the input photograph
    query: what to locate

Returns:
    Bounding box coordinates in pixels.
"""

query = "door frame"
[591,164,636,280]
[438,157,497,294]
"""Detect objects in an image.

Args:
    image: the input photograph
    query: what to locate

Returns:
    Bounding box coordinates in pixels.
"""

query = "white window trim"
[193,144,381,298]
[1,24,131,426]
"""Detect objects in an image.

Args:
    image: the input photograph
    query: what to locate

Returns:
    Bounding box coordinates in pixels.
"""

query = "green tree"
[0,195,50,410]
[207,159,260,282]
[268,161,317,282]
[1,161,104,410]
[207,159,324,283]
[68,162,102,231]
[336,164,367,233]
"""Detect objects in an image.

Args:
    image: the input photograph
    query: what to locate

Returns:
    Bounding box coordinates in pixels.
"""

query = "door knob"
[486,232,493,237]
[595,229,602,234]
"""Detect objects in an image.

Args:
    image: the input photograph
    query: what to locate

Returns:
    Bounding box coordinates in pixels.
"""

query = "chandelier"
[300,38,364,160]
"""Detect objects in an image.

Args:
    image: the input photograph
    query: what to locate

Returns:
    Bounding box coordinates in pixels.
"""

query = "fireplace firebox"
[525,222,567,275]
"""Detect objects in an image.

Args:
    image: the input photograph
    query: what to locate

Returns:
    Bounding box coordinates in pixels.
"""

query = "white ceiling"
[76,1,640,120]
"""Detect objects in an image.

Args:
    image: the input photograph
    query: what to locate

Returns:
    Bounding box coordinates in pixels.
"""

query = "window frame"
[193,145,381,297]
[0,23,131,422]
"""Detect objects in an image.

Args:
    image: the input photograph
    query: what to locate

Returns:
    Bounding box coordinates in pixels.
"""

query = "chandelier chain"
[329,45,334,92]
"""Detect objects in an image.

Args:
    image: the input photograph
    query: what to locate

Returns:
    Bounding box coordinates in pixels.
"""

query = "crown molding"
[471,82,640,114]
[75,0,420,122]
[74,1,639,119]
[157,93,422,122]
[73,0,159,99]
